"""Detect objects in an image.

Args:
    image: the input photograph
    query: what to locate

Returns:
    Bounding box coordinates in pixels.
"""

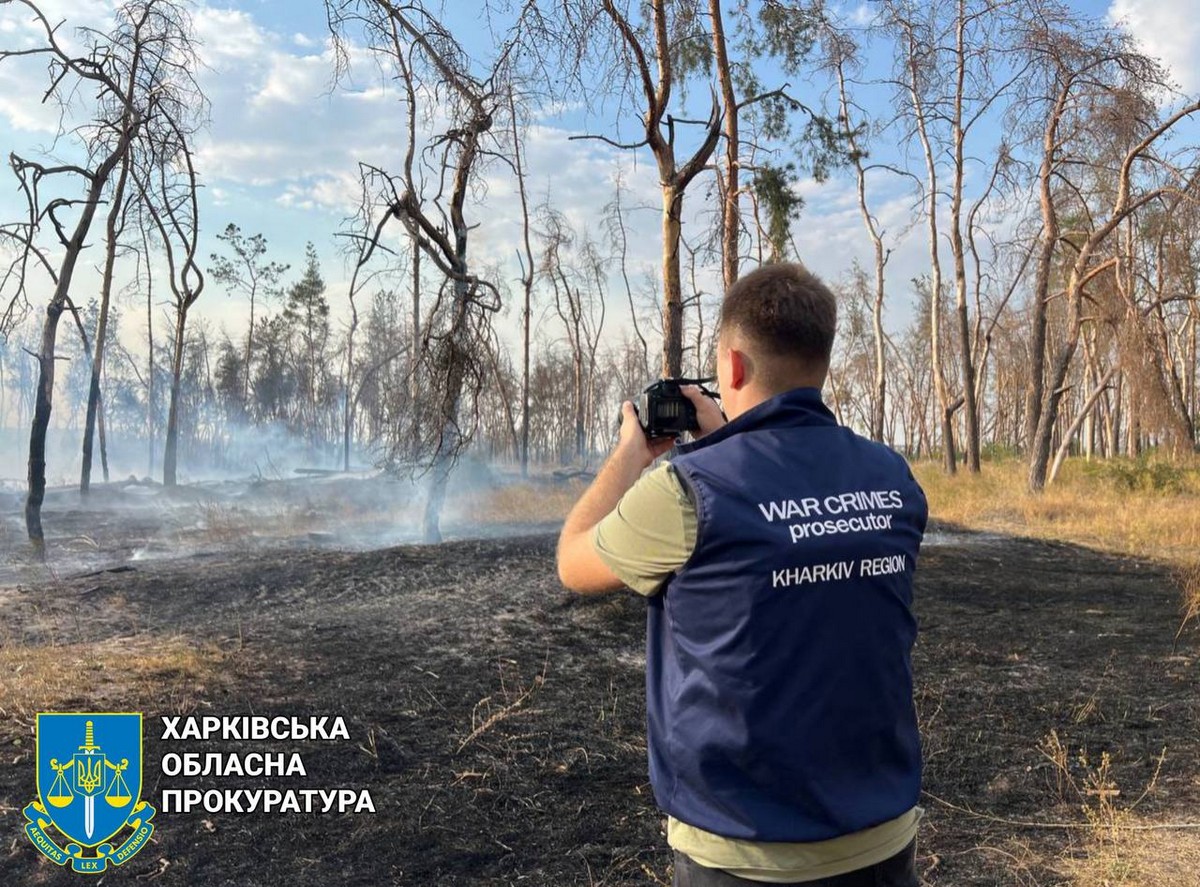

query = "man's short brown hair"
[718,262,837,380]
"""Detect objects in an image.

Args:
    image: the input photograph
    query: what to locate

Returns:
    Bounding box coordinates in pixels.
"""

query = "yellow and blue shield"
[25,712,156,874]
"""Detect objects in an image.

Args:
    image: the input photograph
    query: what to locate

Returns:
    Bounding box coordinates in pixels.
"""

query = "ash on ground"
[0,489,1197,885]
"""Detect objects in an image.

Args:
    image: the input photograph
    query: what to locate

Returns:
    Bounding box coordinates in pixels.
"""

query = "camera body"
[636,377,719,440]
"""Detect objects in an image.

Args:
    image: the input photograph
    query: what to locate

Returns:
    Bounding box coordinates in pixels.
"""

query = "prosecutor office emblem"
[23,712,157,874]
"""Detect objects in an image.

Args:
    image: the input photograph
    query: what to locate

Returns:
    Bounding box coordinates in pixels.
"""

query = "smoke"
[0,418,563,586]
[0,420,377,488]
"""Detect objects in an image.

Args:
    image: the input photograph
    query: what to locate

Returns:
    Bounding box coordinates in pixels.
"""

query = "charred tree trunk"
[1126,385,1140,458]
[520,264,531,477]
[163,307,188,487]
[418,110,486,542]
[343,309,357,472]
[1025,144,1056,454]
[941,404,958,472]
[871,255,888,443]
[573,328,585,461]
[98,396,109,482]
[510,89,534,478]
[145,225,156,477]
[82,152,131,493]
[661,184,685,377]
[25,148,127,551]
[421,284,470,544]
[410,231,421,460]
[948,0,980,473]
[954,281,980,470]
[1028,281,1084,490]
[26,299,66,554]
[327,1,511,535]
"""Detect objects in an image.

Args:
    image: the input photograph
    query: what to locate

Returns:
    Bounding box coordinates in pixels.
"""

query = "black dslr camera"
[635,377,720,440]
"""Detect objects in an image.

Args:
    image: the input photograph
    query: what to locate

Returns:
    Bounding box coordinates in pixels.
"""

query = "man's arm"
[556,402,674,594]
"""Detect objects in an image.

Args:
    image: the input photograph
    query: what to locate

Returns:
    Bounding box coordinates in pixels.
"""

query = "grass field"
[489,455,1200,565]
[913,455,1200,566]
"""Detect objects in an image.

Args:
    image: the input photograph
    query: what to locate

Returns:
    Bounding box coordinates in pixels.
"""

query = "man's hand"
[682,385,727,439]
[556,402,673,594]
[619,400,677,468]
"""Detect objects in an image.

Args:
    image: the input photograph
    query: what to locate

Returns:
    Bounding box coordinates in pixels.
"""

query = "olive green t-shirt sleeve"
[591,461,697,597]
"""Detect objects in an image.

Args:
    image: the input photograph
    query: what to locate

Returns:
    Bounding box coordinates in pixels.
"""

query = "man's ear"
[729,348,747,389]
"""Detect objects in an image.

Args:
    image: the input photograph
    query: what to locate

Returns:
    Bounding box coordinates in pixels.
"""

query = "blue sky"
[0,0,1197,366]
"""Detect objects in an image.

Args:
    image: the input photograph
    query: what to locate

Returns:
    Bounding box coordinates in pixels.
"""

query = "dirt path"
[1,529,1197,885]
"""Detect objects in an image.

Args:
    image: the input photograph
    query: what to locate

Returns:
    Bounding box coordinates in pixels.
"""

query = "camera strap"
[673,376,721,400]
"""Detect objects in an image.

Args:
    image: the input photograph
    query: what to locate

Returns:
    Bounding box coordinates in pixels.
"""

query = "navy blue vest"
[647,387,927,841]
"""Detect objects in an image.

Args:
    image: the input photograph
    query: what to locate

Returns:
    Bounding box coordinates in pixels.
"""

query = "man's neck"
[727,383,823,421]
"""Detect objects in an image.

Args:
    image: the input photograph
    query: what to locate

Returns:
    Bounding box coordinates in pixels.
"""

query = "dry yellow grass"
[1038,731,1200,887]
[185,479,587,542]
[1061,827,1200,887]
[913,456,1200,565]
[486,457,1200,564]
[0,634,246,743]
[465,480,587,525]
[1173,562,1200,651]
[492,457,1200,565]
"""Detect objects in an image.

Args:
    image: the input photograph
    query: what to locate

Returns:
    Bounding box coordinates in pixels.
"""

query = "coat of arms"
[23,712,156,874]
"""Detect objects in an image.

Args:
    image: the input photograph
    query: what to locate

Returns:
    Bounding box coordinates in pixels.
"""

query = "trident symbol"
[73,720,105,840]
[78,756,103,793]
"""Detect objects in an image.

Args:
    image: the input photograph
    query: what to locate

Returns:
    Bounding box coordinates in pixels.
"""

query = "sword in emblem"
[78,720,102,840]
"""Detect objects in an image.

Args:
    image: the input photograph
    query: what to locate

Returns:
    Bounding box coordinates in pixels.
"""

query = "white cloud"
[0,0,109,53]
[252,51,332,107]
[343,86,391,103]
[0,74,66,133]
[275,170,363,215]
[1108,0,1200,93]
[0,0,111,133]
[192,7,268,62]
[194,141,292,186]
[845,3,878,28]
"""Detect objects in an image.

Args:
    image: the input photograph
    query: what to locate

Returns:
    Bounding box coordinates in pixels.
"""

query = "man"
[556,262,928,886]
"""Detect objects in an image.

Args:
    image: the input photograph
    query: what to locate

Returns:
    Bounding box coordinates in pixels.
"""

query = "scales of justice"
[45,720,133,840]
